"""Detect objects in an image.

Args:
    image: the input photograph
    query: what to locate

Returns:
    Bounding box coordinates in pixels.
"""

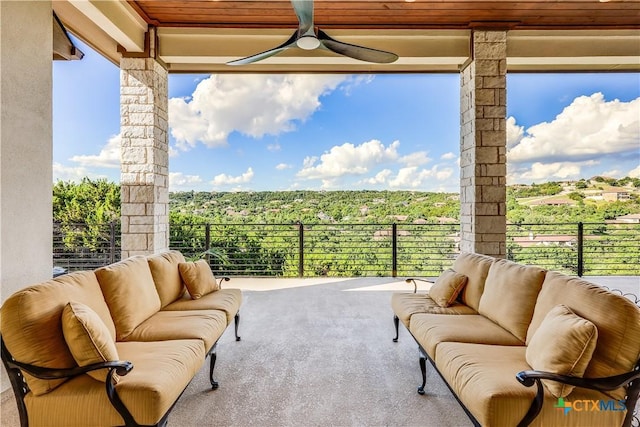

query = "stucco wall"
[0,0,53,392]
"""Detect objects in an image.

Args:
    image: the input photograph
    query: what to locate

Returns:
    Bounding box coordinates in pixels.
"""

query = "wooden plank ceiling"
[128,0,640,30]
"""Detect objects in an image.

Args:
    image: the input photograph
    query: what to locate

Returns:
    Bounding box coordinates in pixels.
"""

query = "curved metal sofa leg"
[622,373,640,427]
[208,343,219,390]
[418,349,427,395]
[234,312,241,341]
[392,315,399,342]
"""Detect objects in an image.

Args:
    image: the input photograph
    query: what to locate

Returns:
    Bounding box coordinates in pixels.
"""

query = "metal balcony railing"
[52,221,640,277]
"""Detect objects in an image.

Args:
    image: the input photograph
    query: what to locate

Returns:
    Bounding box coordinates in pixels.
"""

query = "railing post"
[109,221,116,264]
[205,223,211,262]
[298,222,304,277]
[392,223,397,277]
[577,222,584,277]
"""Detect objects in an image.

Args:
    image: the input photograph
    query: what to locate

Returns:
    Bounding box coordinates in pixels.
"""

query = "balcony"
[1,274,638,426]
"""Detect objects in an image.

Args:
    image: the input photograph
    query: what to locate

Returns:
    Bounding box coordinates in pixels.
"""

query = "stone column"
[459,30,507,258]
[120,56,169,258]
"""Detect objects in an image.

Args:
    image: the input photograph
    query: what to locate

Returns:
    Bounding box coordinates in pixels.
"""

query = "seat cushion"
[527,271,640,382]
[0,271,116,396]
[526,305,598,398]
[436,342,625,427]
[429,268,468,308]
[123,309,228,350]
[452,252,495,311]
[391,293,476,329]
[478,259,546,342]
[24,339,206,427]
[163,288,242,325]
[409,313,522,358]
[95,256,162,341]
[61,302,120,383]
[147,250,187,308]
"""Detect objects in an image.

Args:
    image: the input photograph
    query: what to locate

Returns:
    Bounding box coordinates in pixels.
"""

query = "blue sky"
[53,38,640,192]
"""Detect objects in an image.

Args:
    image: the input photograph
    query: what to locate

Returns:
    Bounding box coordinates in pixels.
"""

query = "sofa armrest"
[217,276,231,288]
[515,367,640,427]
[6,353,139,425]
[404,278,434,294]
[517,368,640,392]
[8,357,133,381]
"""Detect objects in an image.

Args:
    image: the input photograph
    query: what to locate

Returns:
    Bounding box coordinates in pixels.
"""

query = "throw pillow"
[525,304,598,398]
[178,259,219,299]
[61,301,120,383]
[429,268,468,307]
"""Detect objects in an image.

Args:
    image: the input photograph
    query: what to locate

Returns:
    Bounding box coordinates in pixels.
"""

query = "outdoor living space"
[1,275,638,427]
[2,1,640,426]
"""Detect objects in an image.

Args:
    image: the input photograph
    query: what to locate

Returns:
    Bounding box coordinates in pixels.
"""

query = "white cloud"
[53,163,109,182]
[509,161,598,182]
[169,74,355,150]
[388,165,453,189]
[267,143,281,152]
[441,152,456,160]
[400,151,431,167]
[508,93,640,164]
[628,164,640,178]
[169,172,203,191]
[276,163,292,170]
[211,167,254,186]
[69,134,121,168]
[297,139,400,180]
[506,116,525,150]
[363,169,393,185]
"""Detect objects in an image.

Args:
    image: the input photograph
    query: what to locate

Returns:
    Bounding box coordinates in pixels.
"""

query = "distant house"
[602,190,631,202]
[373,229,411,240]
[608,213,640,224]
[513,233,576,248]
[530,198,574,206]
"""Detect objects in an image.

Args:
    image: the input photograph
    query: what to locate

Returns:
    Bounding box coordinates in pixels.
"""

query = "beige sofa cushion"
[123,309,227,350]
[429,268,468,308]
[0,271,116,396]
[526,305,598,398]
[95,256,161,341]
[24,339,206,426]
[527,271,640,381]
[162,288,243,324]
[452,252,494,311]
[147,250,187,308]
[436,342,625,427]
[62,302,120,383]
[391,293,476,329]
[478,259,546,342]
[409,313,522,358]
[179,260,219,299]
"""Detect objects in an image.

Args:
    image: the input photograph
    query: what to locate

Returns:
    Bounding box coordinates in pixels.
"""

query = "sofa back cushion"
[0,271,115,396]
[478,259,546,342]
[95,256,161,341]
[452,252,495,311]
[527,271,640,379]
[147,250,186,308]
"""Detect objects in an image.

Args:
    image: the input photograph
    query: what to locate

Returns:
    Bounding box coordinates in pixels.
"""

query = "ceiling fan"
[227,0,399,66]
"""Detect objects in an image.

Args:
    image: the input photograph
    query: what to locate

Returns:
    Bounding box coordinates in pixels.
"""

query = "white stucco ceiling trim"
[67,0,147,52]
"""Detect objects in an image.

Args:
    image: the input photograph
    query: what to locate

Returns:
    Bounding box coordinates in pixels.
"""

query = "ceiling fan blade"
[227,31,298,66]
[291,0,314,34]
[318,29,398,64]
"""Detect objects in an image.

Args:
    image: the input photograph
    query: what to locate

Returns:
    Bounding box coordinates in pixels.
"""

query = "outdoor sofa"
[1,250,242,427]
[392,252,640,426]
